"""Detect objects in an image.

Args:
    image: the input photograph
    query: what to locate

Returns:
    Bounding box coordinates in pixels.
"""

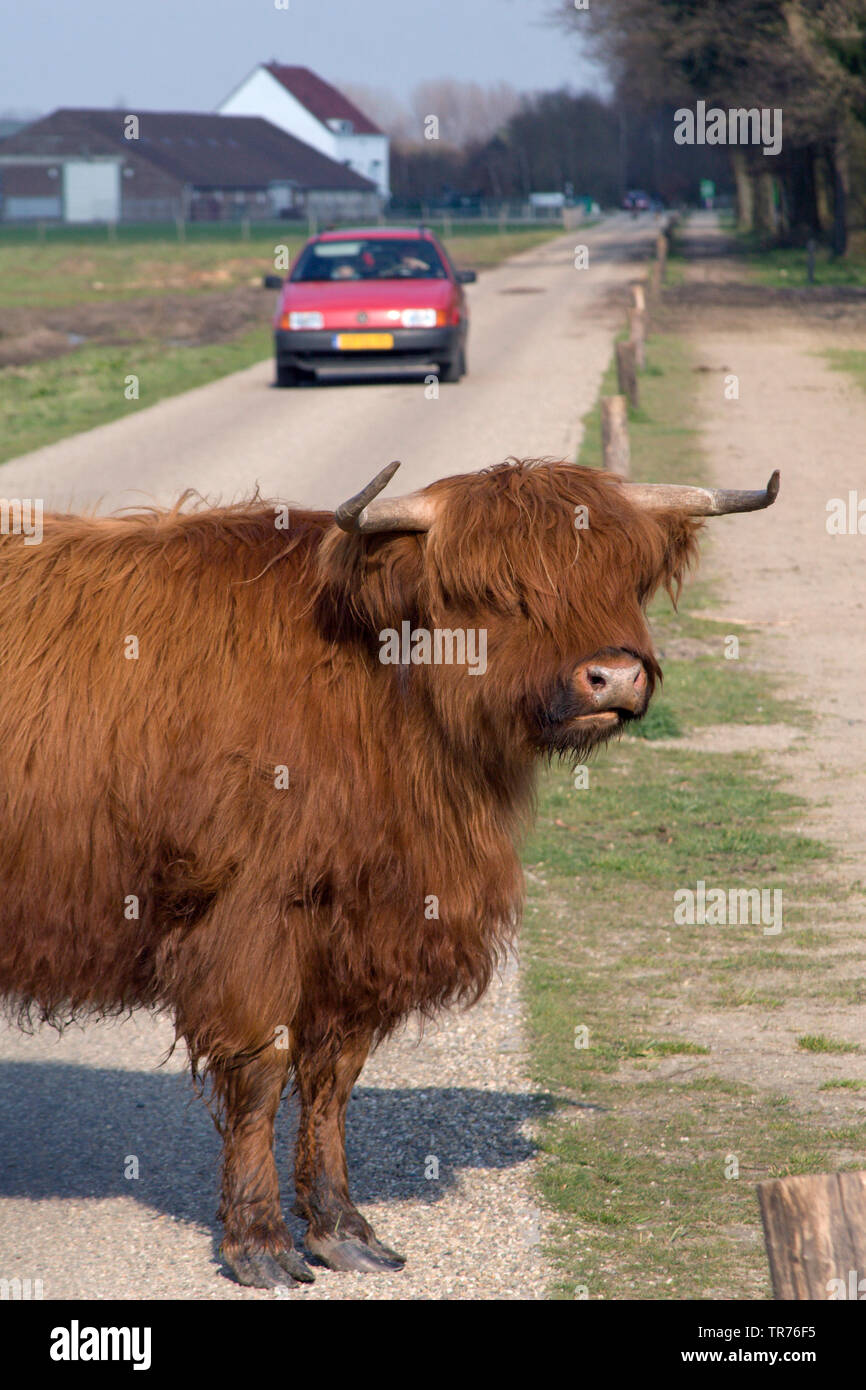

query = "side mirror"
[456,269,477,284]
[263,274,284,290]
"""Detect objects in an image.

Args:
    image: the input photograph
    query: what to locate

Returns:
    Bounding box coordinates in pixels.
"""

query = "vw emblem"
[356,312,369,324]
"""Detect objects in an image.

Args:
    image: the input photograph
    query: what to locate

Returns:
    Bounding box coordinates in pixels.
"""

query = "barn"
[0,107,381,224]
[218,63,390,198]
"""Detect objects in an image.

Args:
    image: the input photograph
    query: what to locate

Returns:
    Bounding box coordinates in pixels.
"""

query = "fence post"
[628,306,646,370]
[649,259,662,302]
[601,396,630,475]
[758,1171,866,1300]
[615,340,639,408]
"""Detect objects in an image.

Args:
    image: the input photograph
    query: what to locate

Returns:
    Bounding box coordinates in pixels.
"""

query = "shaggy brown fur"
[0,459,701,1284]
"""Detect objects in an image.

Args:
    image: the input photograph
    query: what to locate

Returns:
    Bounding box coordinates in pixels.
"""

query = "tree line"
[346,81,732,210]
[560,0,866,251]
[351,3,865,249]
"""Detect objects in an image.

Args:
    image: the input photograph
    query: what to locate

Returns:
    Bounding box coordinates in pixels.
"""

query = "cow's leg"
[293,1032,405,1272]
[213,1049,314,1288]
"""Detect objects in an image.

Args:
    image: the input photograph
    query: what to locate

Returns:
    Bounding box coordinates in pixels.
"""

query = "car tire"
[440,345,466,384]
[275,363,301,388]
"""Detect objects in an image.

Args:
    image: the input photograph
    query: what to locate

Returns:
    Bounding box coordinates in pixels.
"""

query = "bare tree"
[340,84,416,143]
[343,79,523,151]
[405,80,523,149]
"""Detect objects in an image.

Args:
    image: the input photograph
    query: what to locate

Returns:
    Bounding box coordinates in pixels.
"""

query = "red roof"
[264,65,382,136]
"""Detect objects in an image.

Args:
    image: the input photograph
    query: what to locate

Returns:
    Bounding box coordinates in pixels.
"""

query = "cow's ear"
[653,514,703,607]
[315,527,427,638]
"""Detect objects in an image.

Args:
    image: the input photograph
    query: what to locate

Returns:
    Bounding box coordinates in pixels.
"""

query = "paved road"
[0,214,657,1301]
[0,215,652,512]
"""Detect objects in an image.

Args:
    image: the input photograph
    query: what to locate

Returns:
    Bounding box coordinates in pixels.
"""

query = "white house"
[218,64,389,199]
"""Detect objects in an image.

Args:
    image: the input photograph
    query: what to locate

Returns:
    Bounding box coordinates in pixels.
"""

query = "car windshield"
[291,238,448,282]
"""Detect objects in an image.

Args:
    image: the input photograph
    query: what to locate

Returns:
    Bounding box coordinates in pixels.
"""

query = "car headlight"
[288,311,324,330]
[401,308,437,328]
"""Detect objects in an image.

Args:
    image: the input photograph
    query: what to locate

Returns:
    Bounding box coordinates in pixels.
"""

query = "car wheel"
[440,345,466,383]
[275,363,300,388]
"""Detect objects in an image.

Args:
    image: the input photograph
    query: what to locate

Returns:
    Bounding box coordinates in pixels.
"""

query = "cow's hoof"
[305,1231,406,1273]
[225,1247,315,1287]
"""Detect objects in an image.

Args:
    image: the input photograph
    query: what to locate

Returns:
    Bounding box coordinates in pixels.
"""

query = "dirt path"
[665,212,866,1106]
[684,213,866,866]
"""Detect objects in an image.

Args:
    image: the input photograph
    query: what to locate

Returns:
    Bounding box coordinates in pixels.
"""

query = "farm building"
[218,64,390,198]
[0,108,380,223]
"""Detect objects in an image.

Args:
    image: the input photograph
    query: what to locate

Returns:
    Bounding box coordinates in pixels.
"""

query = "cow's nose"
[575,657,647,713]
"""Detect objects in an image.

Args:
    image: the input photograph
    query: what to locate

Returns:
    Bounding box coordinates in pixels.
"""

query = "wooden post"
[649,259,662,301]
[601,395,630,475]
[631,283,646,313]
[758,1171,866,1300]
[655,231,668,278]
[628,306,646,370]
[615,340,639,408]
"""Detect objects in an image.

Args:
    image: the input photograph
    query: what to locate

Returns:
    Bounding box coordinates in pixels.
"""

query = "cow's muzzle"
[572,651,649,719]
[534,650,653,754]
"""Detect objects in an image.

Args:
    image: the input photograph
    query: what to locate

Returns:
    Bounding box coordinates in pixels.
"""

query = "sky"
[0,0,603,118]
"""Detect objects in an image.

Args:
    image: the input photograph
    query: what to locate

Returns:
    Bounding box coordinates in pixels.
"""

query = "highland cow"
[0,458,778,1285]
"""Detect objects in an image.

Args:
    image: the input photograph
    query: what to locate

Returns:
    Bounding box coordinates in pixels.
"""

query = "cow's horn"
[623,470,780,516]
[334,460,437,532]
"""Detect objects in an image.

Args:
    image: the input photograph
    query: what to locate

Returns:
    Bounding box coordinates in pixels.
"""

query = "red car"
[268,226,475,387]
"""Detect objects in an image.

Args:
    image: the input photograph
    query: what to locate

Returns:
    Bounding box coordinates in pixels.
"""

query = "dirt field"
[0,288,273,367]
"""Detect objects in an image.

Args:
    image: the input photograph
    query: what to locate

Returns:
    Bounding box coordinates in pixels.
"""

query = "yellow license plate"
[334,333,394,350]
